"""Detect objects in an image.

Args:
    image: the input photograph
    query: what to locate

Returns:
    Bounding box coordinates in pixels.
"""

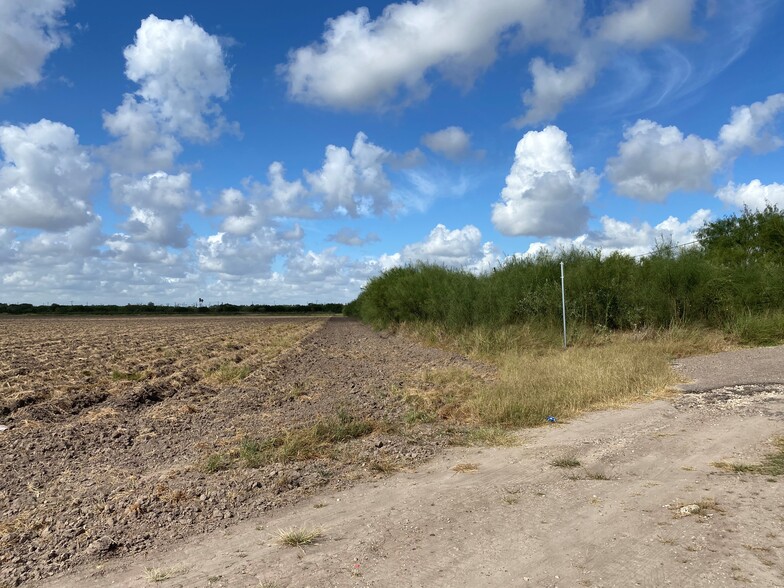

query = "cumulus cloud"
[0,0,70,95]
[606,119,722,202]
[111,171,196,248]
[327,228,380,246]
[306,132,393,216]
[516,51,599,127]
[103,15,233,173]
[492,126,598,237]
[196,226,302,276]
[717,180,784,210]
[527,209,711,257]
[421,126,472,160]
[281,0,580,111]
[211,163,314,235]
[0,119,100,231]
[282,0,702,124]
[607,93,784,202]
[596,0,695,47]
[388,223,500,274]
[718,93,784,154]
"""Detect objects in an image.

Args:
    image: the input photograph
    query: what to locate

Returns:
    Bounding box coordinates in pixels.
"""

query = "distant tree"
[697,205,784,264]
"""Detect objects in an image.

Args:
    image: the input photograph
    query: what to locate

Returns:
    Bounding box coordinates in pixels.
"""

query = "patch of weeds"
[209,364,252,383]
[502,495,519,505]
[203,452,231,473]
[312,502,327,509]
[314,409,374,442]
[259,582,282,588]
[584,470,611,480]
[276,526,323,547]
[111,370,145,381]
[404,408,436,424]
[239,437,274,468]
[551,457,581,468]
[712,437,784,476]
[452,462,479,473]
[144,566,185,583]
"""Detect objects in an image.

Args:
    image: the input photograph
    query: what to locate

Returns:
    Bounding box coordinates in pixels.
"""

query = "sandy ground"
[31,340,784,587]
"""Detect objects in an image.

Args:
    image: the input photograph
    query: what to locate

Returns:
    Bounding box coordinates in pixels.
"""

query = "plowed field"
[0,317,480,586]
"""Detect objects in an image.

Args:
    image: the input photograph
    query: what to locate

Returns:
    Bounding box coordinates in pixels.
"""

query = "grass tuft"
[208,364,252,383]
[111,370,145,381]
[203,452,231,473]
[713,437,784,476]
[276,526,323,547]
[551,457,581,468]
[452,462,479,473]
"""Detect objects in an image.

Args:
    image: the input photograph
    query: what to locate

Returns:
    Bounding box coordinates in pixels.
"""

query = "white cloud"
[585,209,710,255]
[282,0,703,124]
[22,218,104,259]
[607,93,784,202]
[530,209,711,257]
[101,96,183,174]
[718,93,784,154]
[717,180,784,210]
[421,126,472,160]
[393,223,500,273]
[606,119,722,202]
[281,0,580,111]
[597,0,695,47]
[516,51,599,127]
[196,227,301,276]
[327,228,380,247]
[0,0,70,95]
[306,132,393,216]
[111,171,196,248]
[102,15,233,173]
[213,163,314,235]
[492,126,598,237]
[123,15,232,141]
[0,119,100,230]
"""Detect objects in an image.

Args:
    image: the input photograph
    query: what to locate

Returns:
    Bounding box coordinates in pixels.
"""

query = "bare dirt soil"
[1,317,482,587]
[5,319,784,587]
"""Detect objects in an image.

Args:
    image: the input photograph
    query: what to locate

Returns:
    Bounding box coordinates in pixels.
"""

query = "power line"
[630,238,703,260]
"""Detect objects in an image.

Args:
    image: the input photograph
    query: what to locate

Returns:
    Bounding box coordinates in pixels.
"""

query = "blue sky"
[1,0,783,304]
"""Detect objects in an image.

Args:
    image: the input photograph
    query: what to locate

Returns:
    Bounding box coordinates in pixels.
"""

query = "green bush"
[349,208,784,344]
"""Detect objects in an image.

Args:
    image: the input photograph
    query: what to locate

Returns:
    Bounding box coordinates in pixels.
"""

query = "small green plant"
[713,438,784,477]
[404,408,436,424]
[276,526,323,547]
[111,370,144,381]
[203,452,231,473]
[551,457,581,468]
[209,364,251,383]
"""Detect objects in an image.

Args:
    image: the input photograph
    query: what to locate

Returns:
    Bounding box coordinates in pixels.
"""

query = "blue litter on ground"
[546,416,557,423]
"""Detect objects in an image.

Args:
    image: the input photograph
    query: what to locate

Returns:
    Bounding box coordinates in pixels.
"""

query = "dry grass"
[452,462,479,473]
[144,566,185,582]
[551,457,581,468]
[713,437,784,476]
[401,323,732,429]
[276,526,323,547]
[207,363,252,383]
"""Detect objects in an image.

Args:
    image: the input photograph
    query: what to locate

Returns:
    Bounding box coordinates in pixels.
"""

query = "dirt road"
[23,327,784,587]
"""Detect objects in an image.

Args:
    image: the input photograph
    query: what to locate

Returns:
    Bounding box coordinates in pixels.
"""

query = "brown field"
[0,317,479,586]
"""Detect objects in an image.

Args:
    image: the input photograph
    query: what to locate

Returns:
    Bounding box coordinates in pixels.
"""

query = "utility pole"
[560,262,567,349]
